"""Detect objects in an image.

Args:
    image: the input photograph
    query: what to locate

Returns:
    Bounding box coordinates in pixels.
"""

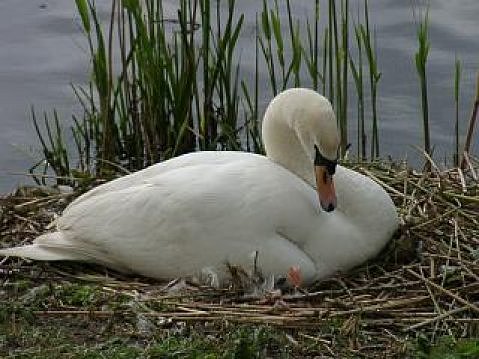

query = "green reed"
[340,0,349,156]
[259,0,302,97]
[75,0,247,176]
[415,8,431,162]
[453,57,461,166]
[241,17,262,154]
[32,0,415,185]
[322,0,351,157]
[321,30,328,96]
[461,72,479,168]
[304,0,322,92]
[327,0,338,129]
[360,0,381,159]
[350,23,365,160]
[30,108,71,185]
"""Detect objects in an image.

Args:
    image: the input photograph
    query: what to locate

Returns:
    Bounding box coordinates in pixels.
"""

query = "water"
[0,0,478,193]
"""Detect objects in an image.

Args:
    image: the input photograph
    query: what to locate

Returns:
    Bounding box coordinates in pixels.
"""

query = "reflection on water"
[0,0,478,193]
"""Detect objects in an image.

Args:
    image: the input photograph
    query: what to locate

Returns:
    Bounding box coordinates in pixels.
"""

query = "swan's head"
[314,144,337,212]
[298,92,339,212]
[262,88,339,212]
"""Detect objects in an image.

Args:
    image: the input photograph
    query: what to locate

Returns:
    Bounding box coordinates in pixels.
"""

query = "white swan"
[0,88,398,285]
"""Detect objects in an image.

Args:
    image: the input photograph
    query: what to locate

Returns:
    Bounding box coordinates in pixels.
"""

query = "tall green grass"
[453,57,461,167]
[303,0,322,92]
[340,0,349,156]
[33,0,379,185]
[76,0,247,177]
[415,8,431,163]
[461,72,479,168]
[31,109,71,185]
[31,0,472,185]
[259,0,302,96]
[322,0,381,159]
[350,23,365,160]
[360,0,381,159]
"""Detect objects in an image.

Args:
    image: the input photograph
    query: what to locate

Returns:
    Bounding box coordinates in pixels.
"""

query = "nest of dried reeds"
[1,158,478,357]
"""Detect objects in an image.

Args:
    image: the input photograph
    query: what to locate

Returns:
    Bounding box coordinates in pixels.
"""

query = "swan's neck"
[263,120,315,187]
[267,139,316,187]
[261,88,342,187]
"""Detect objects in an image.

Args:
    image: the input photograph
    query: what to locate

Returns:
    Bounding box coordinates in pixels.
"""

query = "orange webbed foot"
[287,265,303,288]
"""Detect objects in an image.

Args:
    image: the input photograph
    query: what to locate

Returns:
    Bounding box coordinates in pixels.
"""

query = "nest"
[1,158,478,357]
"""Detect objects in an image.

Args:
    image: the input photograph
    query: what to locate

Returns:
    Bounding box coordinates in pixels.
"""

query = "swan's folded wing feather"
[70,151,253,207]
[0,232,131,272]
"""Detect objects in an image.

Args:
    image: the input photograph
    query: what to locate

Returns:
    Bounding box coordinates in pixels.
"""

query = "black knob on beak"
[325,203,335,212]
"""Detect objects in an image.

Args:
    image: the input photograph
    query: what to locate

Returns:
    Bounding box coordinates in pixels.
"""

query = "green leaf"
[350,58,359,85]
[415,52,422,73]
[122,0,140,12]
[230,15,244,51]
[75,0,90,33]
[454,57,461,101]
[261,1,271,40]
[271,12,283,53]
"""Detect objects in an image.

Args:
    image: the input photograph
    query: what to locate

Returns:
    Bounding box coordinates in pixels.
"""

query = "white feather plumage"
[0,88,398,285]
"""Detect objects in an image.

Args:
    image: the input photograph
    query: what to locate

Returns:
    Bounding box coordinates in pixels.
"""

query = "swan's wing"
[71,151,254,207]
[0,232,131,272]
[0,153,322,282]
[55,156,320,279]
[60,155,290,235]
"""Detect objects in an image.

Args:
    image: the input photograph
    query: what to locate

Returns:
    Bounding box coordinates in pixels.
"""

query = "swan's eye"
[314,145,337,176]
[327,162,336,176]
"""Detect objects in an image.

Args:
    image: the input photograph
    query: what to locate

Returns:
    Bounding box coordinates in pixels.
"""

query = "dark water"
[0,0,478,193]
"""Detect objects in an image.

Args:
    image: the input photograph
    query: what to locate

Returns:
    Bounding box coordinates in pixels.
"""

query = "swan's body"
[0,88,398,285]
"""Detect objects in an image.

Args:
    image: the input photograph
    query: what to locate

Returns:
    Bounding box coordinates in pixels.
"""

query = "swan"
[0,88,398,286]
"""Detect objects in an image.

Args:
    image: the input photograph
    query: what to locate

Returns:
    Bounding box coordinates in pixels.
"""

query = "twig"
[407,269,479,313]
[360,168,410,199]
[404,305,470,331]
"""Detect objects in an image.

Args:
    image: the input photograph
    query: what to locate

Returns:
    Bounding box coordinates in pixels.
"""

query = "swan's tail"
[0,232,130,273]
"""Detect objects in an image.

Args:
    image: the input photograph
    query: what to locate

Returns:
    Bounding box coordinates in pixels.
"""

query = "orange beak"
[315,165,337,212]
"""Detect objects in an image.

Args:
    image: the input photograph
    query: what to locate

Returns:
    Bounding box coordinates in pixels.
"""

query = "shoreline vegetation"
[1,0,478,357]
[28,0,478,187]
